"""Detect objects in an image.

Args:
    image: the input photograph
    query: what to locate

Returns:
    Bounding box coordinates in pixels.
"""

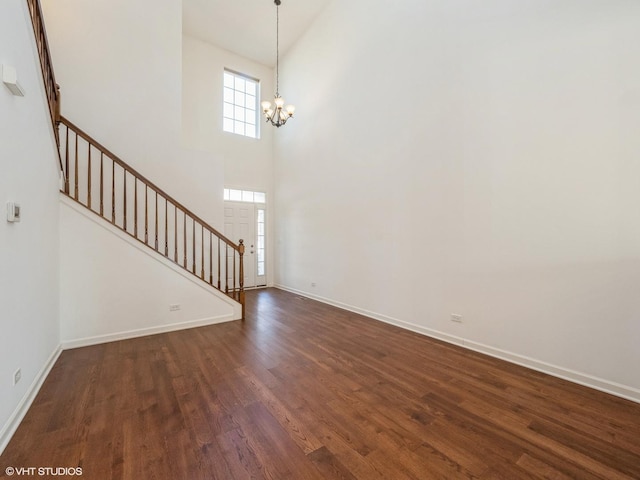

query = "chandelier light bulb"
[285,105,295,116]
[274,96,285,108]
[261,100,272,112]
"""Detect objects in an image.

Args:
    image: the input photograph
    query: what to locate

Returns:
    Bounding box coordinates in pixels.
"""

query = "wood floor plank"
[236,365,324,455]
[515,453,578,480]
[1,288,639,479]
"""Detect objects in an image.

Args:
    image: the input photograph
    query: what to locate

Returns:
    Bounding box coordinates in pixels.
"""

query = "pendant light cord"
[276,1,280,96]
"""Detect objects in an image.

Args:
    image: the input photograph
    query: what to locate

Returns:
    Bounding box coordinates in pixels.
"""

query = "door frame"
[223,192,267,288]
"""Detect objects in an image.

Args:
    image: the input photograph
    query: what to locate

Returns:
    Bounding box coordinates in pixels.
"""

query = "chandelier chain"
[276,3,279,95]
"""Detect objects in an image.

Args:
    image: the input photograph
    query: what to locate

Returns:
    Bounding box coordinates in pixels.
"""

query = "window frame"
[222,69,260,139]
[223,188,266,204]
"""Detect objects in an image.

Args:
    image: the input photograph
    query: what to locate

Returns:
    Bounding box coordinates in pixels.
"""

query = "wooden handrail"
[58,117,246,314]
[26,0,60,129]
[60,116,240,251]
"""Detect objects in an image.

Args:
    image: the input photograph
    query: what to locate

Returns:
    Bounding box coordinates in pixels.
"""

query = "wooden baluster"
[55,120,61,165]
[225,243,229,294]
[87,143,91,209]
[54,84,61,125]
[99,153,103,215]
[174,205,178,262]
[64,125,69,194]
[192,219,196,274]
[233,244,237,296]
[155,191,158,250]
[74,131,78,200]
[144,185,148,244]
[123,169,127,231]
[111,159,115,223]
[183,212,187,268]
[238,239,245,318]
[217,238,221,290]
[209,232,213,285]
[134,179,138,238]
[201,226,204,280]
[52,84,59,146]
[165,198,168,256]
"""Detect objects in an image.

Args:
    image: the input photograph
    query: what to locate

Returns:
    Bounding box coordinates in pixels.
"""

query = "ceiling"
[183,0,332,67]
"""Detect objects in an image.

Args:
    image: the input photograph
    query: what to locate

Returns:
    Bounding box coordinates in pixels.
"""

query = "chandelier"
[261,0,295,127]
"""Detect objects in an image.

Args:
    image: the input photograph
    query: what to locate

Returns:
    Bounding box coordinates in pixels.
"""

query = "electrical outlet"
[169,304,181,312]
[311,282,316,287]
[450,314,463,323]
[13,368,21,386]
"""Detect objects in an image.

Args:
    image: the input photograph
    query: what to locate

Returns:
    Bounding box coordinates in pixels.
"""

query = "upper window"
[223,69,259,139]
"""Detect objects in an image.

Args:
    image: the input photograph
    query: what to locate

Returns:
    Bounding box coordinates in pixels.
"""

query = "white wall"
[41,0,226,224]
[183,35,276,285]
[170,148,226,230]
[183,35,275,191]
[59,198,239,347]
[0,0,61,452]
[41,0,182,185]
[275,0,640,399]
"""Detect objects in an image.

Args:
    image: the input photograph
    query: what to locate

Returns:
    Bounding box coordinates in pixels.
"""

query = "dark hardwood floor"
[1,288,639,479]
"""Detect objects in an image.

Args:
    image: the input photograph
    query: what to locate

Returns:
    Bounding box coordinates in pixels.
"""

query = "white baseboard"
[0,345,62,456]
[274,284,640,404]
[61,313,236,350]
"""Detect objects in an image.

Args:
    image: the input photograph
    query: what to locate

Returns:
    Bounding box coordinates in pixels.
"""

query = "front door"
[224,202,256,288]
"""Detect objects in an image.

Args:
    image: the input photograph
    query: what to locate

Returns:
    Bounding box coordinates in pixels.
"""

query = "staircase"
[26,0,246,317]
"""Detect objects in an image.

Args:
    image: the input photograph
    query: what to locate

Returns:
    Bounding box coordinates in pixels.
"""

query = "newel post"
[238,239,245,320]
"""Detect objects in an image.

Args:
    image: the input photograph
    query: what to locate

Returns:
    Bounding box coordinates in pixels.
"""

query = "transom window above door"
[223,69,259,139]
[224,189,266,204]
